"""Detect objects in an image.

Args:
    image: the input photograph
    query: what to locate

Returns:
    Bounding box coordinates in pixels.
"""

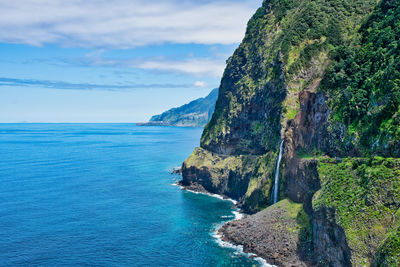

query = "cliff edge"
[181,0,400,266]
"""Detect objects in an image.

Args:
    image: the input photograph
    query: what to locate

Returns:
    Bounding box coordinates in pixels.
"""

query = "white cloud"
[79,51,226,77]
[137,58,225,77]
[0,0,259,48]
[194,81,207,88]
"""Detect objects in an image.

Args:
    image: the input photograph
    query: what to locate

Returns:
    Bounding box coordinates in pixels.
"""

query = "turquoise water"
[0,124,260,266]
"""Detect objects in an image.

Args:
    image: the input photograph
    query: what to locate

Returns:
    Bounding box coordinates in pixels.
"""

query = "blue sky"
[0,0,260,122]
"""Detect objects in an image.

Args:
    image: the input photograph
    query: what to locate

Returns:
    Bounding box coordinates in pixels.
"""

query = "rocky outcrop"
[312,207,352,266]
[285,90,330,155]
[282,158,320,214]
[220,199,313,266]
[181,147,276,213]
[181,147,257,200]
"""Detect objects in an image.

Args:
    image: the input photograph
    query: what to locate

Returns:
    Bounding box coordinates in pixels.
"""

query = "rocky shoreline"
[176,179,278,266]
[178,166,315,266]
[177,180,237,204]
[218,199,314,267]
[177,177,313,267]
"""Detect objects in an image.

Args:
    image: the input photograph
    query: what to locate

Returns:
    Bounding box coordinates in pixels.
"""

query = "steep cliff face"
[281,1,400,265]
[182,0,400,265]
[312,206,352,266]
[311,158,400,266]
[181,147,276,213]
[201,1,287,155]
[183,0,379,213]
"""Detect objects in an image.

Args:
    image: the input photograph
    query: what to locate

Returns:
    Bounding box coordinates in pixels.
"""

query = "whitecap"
[211,210,276,267]
[175,183,275,266]
[180,187,238,205]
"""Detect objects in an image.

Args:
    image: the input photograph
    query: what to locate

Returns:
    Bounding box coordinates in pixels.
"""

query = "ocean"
[0,123,262,266]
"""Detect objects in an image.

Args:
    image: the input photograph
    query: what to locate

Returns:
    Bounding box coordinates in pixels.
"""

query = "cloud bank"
[0,0,258,48]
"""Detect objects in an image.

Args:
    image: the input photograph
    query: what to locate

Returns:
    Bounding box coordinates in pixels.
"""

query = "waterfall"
[271,140,284,204]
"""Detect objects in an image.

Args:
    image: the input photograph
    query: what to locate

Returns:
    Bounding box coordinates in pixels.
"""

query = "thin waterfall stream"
[271,140,284,204]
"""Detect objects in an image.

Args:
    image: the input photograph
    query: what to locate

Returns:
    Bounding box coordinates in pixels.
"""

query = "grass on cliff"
[274,199,312,251]
[314,157,400,265]
[375,226,400,266]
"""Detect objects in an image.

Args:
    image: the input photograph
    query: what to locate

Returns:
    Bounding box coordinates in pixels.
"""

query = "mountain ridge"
[137,88,218,127]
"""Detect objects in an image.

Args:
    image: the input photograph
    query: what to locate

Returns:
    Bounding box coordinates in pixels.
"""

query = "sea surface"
[0,123,262,266]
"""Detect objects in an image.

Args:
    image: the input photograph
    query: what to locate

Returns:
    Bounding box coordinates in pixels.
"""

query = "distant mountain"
[137,88,218,127]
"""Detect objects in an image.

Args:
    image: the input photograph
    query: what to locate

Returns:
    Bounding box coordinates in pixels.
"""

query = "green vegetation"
[375,226,400,266]
[314,157,400,265]
[274,199,312,248]
[184,0,400,265]
[322,0,400,156]
[201,0,377,154]
[297,207,312,246]
[297,148,323,159]
[270,0,377,76]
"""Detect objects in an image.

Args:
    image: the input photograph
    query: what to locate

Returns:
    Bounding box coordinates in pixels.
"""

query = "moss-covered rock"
[200,0,377,156]
[374,226,400,266]
[181,147,276,213]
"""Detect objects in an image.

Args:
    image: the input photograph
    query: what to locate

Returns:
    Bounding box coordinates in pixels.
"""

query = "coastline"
[173,181,275,267]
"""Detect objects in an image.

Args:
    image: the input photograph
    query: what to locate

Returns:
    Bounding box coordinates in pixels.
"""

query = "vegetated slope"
[182,0,400,265]
[201,0,378,156]
[183,0,378,213]
[309,2,400,265]
[322,0,400,157]
[140,88,218,127]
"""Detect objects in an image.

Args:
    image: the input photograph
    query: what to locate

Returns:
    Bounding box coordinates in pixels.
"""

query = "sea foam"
[174,183,275,267]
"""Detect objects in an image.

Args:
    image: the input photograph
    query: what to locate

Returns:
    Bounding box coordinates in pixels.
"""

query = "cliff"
[138,88,218,127]
[181,0,400,266]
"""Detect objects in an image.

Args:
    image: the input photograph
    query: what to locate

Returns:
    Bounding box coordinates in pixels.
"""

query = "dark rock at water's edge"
[176,180,240,204]
[170,167,182,175]
[181,147,275,214]
[138,88,218,127]
[177,180,207,194]
[219,199,313,267]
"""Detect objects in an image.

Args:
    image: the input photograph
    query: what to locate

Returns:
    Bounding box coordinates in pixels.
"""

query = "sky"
[0,0,261,122]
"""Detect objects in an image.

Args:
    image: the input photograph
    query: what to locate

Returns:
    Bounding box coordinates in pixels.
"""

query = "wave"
[211,220,275,267]
[172,182,238,205]
[173,182,274,267]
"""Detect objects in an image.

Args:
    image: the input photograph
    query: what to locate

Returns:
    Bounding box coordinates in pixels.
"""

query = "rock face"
[281,159,320,214]
[286,90,329,155]
[312,207,352,266]
[138,88,218,127]
[181,147,259,200]
[181,0,400,266]
[181,147,276,213]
